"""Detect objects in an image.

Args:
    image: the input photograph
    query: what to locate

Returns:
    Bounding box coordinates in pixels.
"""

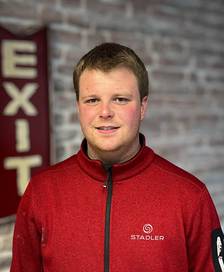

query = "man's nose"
[99,102,114,119]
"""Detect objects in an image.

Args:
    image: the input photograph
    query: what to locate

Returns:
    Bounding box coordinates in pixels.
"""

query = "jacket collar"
[77,134,155,182]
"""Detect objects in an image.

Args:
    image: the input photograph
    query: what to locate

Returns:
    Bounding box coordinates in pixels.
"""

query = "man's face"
[77,67,148,163]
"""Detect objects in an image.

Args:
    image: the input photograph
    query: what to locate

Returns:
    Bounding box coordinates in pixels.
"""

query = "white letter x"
[3,82,38,116]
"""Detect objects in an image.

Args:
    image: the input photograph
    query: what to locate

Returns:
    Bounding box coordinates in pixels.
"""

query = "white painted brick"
[0,0,224,270]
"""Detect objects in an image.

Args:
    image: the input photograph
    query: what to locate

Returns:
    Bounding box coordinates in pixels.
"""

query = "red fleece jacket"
[10,136,223,271]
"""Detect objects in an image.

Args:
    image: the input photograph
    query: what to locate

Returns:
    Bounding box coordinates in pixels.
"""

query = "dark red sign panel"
[0,26,50,218]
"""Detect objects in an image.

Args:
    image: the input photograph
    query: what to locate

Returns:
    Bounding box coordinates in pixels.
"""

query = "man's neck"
[87,142,141,165]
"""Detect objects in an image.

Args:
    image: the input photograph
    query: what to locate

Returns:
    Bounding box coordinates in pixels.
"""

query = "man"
[11,43,223,271]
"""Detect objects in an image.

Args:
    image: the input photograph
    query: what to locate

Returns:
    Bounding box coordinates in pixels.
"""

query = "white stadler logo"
[143,224,153,234]
[130,223,165,241]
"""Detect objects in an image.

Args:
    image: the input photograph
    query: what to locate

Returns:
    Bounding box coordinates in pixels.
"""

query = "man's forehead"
[78,69,139,99]
[80,66,136,78]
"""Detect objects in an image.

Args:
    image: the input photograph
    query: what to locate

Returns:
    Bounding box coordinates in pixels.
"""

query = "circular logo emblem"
[143,224,153,234]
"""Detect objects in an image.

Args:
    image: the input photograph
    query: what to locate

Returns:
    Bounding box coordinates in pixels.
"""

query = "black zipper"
[104,166,113,272]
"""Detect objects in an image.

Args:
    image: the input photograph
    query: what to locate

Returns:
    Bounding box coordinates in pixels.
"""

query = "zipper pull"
[103,165,112,190]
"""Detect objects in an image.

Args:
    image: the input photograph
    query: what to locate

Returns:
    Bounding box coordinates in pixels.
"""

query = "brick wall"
[0,0,224,270]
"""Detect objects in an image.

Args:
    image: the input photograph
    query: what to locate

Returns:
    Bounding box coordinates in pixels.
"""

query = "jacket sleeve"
[187,186,224,272]
[10,181,43,272]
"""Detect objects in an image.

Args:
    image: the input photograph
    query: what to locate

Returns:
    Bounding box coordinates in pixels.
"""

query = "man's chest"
[40,183,189,271]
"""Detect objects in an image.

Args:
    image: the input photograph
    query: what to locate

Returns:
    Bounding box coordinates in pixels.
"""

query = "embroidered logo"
[143,224,153,234]
[212,228,224,272]
[130,224,165,241]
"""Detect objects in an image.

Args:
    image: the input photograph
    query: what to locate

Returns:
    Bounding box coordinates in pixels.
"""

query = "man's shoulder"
[31,153,79,183]
[151,152,206,192]
[48,153,79,172]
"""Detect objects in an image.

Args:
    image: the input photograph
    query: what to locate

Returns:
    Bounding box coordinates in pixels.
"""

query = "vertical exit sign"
[0,26,50,218]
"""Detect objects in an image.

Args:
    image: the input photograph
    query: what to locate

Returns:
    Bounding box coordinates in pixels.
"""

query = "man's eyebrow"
[80,94,99,99]
[112,93,133,97]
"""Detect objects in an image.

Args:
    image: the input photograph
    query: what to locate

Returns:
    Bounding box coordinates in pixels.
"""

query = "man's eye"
[114,97,129,104]
[85,98,98,104]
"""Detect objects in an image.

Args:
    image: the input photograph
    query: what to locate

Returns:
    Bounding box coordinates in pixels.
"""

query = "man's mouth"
[95,126,120,134]
[96,126,119,131]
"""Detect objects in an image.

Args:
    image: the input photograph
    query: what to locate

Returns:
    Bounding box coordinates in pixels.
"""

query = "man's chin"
[96,144,121,153]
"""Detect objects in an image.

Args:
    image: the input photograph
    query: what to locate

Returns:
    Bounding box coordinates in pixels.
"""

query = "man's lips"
[94,126,120,134]
[95,126,120,131]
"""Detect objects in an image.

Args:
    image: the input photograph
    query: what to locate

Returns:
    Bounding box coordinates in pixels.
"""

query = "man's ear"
[76,100,80,116]
[140,96,148,120]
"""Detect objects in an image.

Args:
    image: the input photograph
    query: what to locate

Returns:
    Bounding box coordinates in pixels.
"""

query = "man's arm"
[187,187,224,272]
[10,182,43,272]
